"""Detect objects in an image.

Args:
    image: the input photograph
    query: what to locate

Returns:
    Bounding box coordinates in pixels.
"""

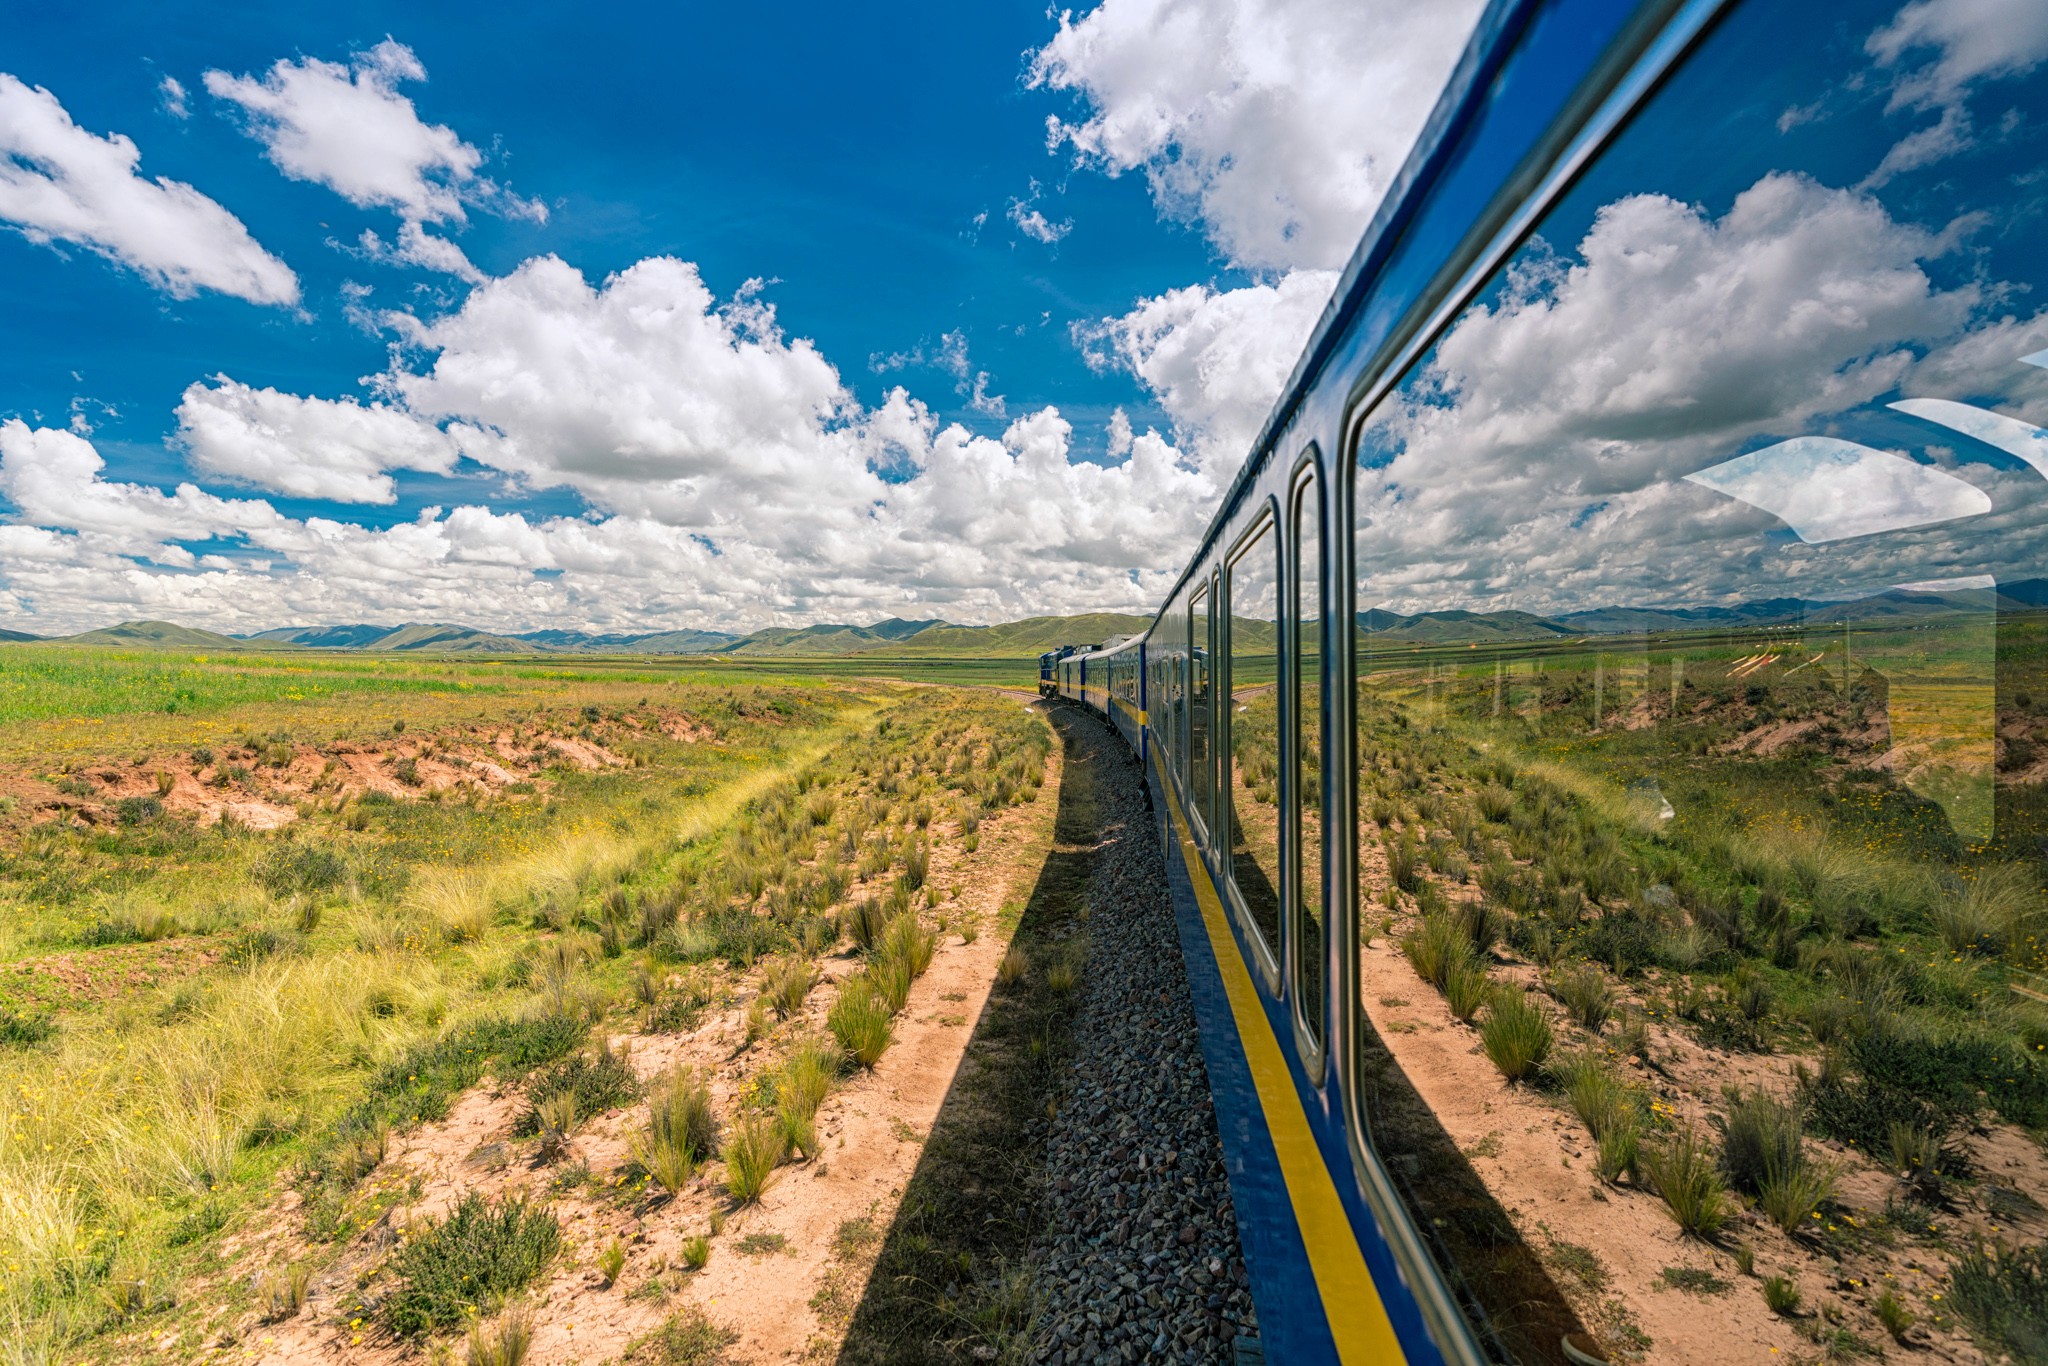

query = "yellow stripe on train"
[1151,747,1405,1366]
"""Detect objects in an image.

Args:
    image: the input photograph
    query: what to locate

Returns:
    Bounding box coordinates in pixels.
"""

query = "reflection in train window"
[1227,518,1283,958]
[1291,469,1324,1046]
[1349,0,2048,1360]
[1189,584,1212,832]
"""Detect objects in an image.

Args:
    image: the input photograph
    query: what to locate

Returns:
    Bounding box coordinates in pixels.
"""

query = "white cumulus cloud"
[176,378,464,504]
[0,73,299,305]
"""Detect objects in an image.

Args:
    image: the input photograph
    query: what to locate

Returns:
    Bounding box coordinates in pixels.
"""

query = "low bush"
[382,1193,561,1337]
[1948,1241,2048,1363]
[513,1042,642,1138]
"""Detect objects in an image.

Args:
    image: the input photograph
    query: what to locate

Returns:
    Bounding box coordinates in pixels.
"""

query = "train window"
[1188,584,1211,831]
[1291,467,1324,1048]
[1226,518,1283,961]
[1350,3,2048,1360]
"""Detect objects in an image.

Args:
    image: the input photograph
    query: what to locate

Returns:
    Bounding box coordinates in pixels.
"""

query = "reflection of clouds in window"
[1684,436,1989,543]
[1889,397,2048,478]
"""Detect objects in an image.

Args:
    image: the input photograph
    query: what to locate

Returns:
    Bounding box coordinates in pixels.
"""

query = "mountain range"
[6,581,2039,658]
[6,613,1153,658]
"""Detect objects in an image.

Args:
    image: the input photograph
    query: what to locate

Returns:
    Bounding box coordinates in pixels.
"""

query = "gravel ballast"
[1028,706,1258,1365]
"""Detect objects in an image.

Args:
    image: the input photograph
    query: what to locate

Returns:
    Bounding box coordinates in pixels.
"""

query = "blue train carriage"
[1110,0,2048,1363]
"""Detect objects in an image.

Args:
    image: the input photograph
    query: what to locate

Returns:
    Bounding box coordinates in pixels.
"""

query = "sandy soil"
[200,729,1064,1365]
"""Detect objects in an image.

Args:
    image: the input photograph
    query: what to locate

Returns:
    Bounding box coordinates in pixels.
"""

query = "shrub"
[1717,1089,1800,1196]
[1443,957,1490,1022]
[382,1193,561,1337]
[514,1043,642,1138]
[468,1305,535,1366]
[0,1009,55,1048]
[1549,964,1613,1032]
[1642,1125,1727,1237]
[255,844,348,897]
[1402,915,1470,993]
[1948,1242,2048,1363]
[1762,1275,1801,1316]
[828,981,894,1068]
[1479,987,1552,1082]
[724,1114,786,1204]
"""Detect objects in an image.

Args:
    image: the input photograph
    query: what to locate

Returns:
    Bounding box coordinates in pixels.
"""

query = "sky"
[0,0,1483,635]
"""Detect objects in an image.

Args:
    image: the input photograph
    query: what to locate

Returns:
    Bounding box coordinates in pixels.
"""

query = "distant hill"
[515,627,742,653]
[62,620,271,650]
[371,624,544,653]
[0,629,41,643]
[1358,608,1574,643]
[249,624,401,648]
[888,613,1152,656]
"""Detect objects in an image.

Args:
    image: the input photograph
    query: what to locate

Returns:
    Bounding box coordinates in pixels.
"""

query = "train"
[1042,0,2048,1362]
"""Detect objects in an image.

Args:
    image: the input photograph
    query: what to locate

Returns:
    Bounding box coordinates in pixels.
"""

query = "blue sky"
[9,0,1495,634]
[3,0,1224,482]
[2,0,2041,637]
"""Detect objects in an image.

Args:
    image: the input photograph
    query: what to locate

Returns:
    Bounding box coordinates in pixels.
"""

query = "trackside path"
[1028,705,1258,1365]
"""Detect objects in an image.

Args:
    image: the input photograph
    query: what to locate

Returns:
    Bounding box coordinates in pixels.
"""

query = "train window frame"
[1222,504,1283,991]
[1287,451,1327,1077]
[1186,580,1212,842]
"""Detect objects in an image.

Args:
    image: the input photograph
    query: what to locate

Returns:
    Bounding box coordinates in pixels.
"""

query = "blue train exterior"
[1042,0,2048,1361]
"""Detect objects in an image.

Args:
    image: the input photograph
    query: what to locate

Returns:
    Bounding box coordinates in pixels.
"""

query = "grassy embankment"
[0,645,1051,1361]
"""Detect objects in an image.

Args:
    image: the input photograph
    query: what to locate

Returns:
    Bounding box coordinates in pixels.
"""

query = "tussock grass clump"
[829,980,895,1068]
[382,1193,561,1337]
[1402,914,1471,993]
[1762,1274,1801,1316]
[257,1262,312,1321]
[1937,863,2044,958]
[769,1035,842,1158]
[1553,1051,1643,1181]
[881,914,936,979]
[1642,1125,1728,1237]
[679,1236,711,1271]
[1717,1088,1800,1196]
[1442,957,1490,1022]
[1873,1286,1915,1342]
[1548,964,1613,1032]
[724,1114,786,1204]
[636,1066,718,1195]
[762,956,818,1020]
[597,1238,626,1288]
[842,898,889,953]
[997,943,1030,986]
[467,1305,536,1366]
[1479,986,1552,1082]
[623,1308,739,1363]
[869,952,913,1014]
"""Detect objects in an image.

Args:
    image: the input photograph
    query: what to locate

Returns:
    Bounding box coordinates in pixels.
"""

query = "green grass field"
[0,644,1058,1360]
